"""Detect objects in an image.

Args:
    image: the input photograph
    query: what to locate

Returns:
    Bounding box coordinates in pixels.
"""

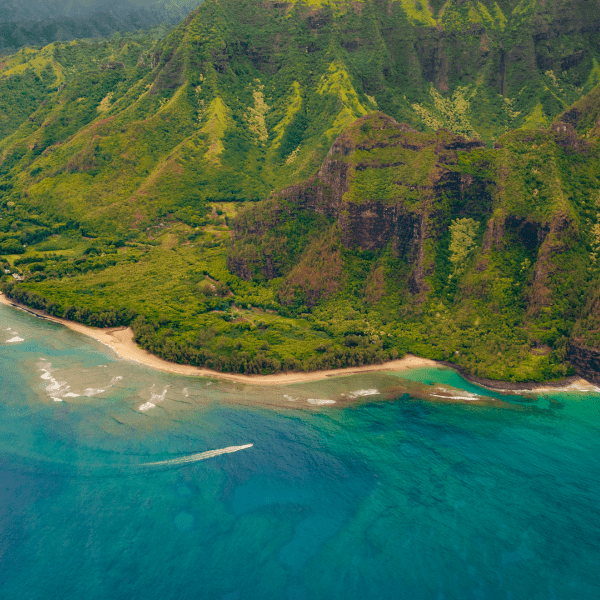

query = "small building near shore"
[11,273,24,281]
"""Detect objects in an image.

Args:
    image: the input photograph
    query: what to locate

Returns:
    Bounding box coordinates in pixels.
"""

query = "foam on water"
[525,381,600,394]
[36,360,125,400]
[343,389,379,399]
[467,379,600,395]
[138,386,168,412]
[81,388,106,397]
[283,394,299,402]
[6,336,24,343]
[307,398,336,405]
[3,301,600,600]
[39,365,73,399]
[431,386,482,401]
[143,444,253,467]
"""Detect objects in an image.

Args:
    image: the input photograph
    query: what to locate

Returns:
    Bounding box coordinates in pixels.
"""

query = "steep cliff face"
[228,103,600,380]
[3,0,600,381]
[568,343,600,384]
[230,113,488,298]
[569,281,600,382]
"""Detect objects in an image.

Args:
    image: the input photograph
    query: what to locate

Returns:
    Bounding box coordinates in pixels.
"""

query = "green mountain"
[230,108,600,381]
[1,0,600,382]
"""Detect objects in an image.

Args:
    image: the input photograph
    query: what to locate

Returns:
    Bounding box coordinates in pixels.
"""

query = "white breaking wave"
[519,382,600,394]
[143,444,253,467]
[151,387,168,402]
[37,361,126,401]
[307,398,336,405]
[40,367,74,398]
[431,387,481,401]
[6,336,24,343]
[343,389,379,399]
[283,394,299,402]
[138,386,168,412]
[82,388,106,397]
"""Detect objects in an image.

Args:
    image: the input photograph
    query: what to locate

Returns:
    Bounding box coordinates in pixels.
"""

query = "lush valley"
[1,0,600,382]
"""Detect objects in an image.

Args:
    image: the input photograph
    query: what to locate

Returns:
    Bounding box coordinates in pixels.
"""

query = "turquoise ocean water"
[1,302,599,599]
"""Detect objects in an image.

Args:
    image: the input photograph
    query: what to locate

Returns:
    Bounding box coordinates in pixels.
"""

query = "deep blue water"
[1,303,600,599]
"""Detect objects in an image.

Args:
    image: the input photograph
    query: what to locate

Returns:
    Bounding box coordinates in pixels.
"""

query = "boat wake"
[143,444,253,467]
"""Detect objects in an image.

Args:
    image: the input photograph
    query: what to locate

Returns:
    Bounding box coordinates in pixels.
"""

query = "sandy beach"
[3,292,595,392]
[0,292,441,384]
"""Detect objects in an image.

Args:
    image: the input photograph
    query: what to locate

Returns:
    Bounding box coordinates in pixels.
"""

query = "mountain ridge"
[1,0,600,381]
[0,0,204,53]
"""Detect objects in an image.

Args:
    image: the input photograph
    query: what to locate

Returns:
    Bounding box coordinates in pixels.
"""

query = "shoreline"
[0,292,592,391]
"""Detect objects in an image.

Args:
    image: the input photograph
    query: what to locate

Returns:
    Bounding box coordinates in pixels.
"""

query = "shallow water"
[1,304,600,599]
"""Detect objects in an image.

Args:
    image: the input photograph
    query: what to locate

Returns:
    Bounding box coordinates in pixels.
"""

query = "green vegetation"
[2,0,600,236]
[227,111,600,381]
[449,218,479,275]
[2,0,600,381]
[0,210,394,373]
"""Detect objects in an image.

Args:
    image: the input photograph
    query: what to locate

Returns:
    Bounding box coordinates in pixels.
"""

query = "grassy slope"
[1,0,600,233]
[1,0,600,379]
[226,109,600,381]
[4,109,599,380]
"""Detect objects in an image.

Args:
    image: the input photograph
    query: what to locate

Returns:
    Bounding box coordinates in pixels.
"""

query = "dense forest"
[1,0,600,382]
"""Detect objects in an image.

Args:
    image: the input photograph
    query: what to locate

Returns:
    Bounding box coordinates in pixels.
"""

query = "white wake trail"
[143,444,253,467]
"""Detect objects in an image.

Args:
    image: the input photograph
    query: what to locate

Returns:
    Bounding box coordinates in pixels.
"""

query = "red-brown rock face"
[229,113,489,298]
